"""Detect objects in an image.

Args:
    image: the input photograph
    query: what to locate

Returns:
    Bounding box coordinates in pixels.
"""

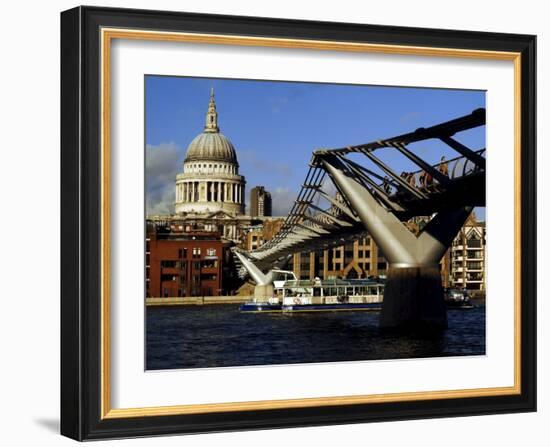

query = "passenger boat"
[240,272,384,313]
[240,272,475,313]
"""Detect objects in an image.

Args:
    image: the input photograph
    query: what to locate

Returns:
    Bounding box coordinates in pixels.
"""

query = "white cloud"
[146,142,181,215]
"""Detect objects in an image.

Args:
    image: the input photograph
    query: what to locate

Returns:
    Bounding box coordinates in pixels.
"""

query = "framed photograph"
[61,6,536,441]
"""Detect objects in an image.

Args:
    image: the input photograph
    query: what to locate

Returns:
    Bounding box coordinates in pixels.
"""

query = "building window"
[161,274,177,282]
[161,260,178,268]
[467,232,482,248]
[206,248,216,256]
[202,259,217,269]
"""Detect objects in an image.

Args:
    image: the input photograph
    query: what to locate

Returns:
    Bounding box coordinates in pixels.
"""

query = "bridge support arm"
[322,155,419,266]
[234,251,275,301]
[234,251,272,286]
[321,154,473,331]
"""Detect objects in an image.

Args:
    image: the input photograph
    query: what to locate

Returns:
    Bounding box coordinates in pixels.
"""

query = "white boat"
[241,273,385,313]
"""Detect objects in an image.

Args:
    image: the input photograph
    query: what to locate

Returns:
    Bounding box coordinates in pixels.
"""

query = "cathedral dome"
[185,132,237,163]
[184,88,238,165]
[175,88,246,218]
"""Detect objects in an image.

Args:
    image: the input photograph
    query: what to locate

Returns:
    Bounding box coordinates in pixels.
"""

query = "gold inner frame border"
[100,27,522,419]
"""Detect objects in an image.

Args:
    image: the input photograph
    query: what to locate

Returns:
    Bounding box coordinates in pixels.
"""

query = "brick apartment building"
[146,222,224,297]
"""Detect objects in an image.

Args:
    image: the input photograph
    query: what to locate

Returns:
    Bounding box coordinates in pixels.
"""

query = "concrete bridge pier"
[322,154,472,331]
[253,284,275,301]
[233,251,274,301]
[381,264,447,331]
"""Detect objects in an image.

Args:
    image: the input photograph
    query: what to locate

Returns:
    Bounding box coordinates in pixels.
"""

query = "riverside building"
[449,212,486,293]
[146,221,224,298]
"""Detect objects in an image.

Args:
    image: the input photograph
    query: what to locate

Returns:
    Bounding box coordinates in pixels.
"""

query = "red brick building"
[146,222,224,297]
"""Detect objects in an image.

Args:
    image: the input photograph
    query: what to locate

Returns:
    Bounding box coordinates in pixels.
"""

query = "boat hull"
[240,300,474,313]
[240,302,382,313]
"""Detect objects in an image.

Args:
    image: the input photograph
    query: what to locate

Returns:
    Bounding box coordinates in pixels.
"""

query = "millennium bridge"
[235,108,486,331]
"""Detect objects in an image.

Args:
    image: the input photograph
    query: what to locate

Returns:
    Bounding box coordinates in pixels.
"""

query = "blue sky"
[145,76,485,219]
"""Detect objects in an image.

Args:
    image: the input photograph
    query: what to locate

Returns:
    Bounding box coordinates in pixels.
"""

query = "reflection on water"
[146,304,485,370]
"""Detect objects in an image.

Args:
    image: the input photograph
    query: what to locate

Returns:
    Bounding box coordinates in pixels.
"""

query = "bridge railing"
[380,148,486,196]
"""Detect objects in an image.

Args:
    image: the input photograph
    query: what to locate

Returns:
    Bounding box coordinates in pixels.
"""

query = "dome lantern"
[204,87,219,133]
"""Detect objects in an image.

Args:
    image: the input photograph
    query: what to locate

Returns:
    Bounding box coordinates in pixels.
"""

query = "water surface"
[146,304,485,370]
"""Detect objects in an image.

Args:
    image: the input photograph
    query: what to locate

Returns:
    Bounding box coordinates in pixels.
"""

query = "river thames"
[146,302,485,370]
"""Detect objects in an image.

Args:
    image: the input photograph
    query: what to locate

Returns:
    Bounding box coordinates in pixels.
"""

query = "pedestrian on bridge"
[382,176,392,194]
[439,156,449,176]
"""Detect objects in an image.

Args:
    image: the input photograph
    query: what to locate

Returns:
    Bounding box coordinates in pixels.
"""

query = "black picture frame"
[61,5,536,441]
